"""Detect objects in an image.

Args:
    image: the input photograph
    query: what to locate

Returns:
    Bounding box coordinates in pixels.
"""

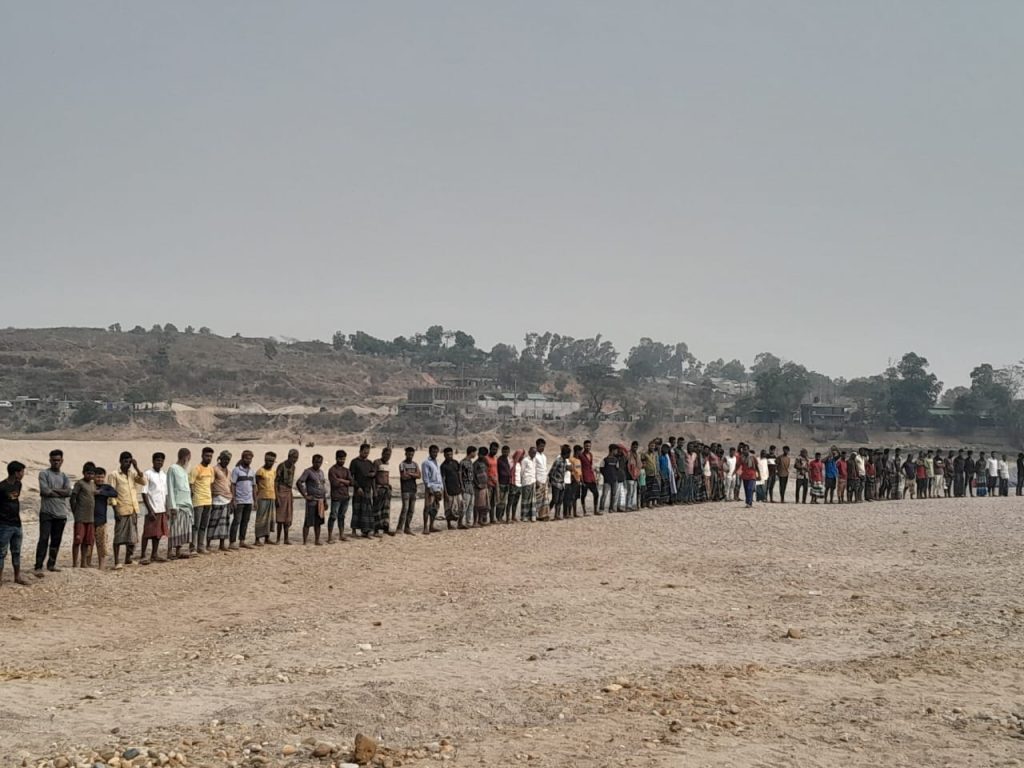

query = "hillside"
[0,327,429,407]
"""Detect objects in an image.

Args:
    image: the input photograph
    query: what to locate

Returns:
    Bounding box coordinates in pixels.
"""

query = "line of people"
[1,441,1021,586]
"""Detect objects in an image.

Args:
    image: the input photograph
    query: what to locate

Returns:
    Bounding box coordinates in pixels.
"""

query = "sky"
[1,1,1021,388]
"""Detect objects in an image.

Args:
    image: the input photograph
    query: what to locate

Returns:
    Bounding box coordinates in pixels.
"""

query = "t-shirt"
[497,456,513,485]
[328,464,351,500]
[398,460,420,494]
[824,458,838,479]
[230,465,256,504]
[0,478,22,527]
[520,456,537,485]
[580,452,596,484]
[296,467,326,499]
[601,455,620,484]
[143,468,168,513]
[808,460,824,483]
[350,457,376,493]
[569,456,583,482]
[255,466,277,500]
[189,463,215,506]
[776,455,791,478]
[38,469,71,521]
[440,458,462,495]
[459,458,475,491]
[94,483,118,525]
[485,454,498,487]
[70,479,96,524]
[167,464,193,510]
[837,459,848,479]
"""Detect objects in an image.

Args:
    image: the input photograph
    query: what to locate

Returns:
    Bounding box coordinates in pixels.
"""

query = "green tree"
[163,323,179,334]
[576,363,623,419]
[332,331,347,351]
[887,352,941,426]
[199,326,211,335]
[719,359,747,381]
[108,323,122,333]
[745,361,811,422]
[843,375,891,424]
[184,325,195,335]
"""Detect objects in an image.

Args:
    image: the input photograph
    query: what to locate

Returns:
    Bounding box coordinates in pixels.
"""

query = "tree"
[130,325,146,334]
[940,386,970,408]
[108,323,122,333]
[953,363,1012,425]
[750,352,782,377]
[625,338,675,381]
[163,323,179,334]
[199,326,211,335]
[150,324,163,333]
[424,325,444,349]
[843,375,891,425]
[745,361,810,421]
[332,331,348,351]
[720,359,747,382]
[576,363,623,419]
[887,352,941,426]
[264,339,278,360]
[184,325,195,335]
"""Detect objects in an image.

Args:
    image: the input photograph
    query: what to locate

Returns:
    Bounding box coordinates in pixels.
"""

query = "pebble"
[786,628,804,639]
[353,733,378,764]
[54,759,69,768]
[312,742,336,758]
[602,684,623,693]
[122,751,140,761]
[357,643,373,652]
[281,746,297,756]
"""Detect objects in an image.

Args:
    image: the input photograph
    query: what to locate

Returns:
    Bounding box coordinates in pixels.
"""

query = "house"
[799,403,850,428]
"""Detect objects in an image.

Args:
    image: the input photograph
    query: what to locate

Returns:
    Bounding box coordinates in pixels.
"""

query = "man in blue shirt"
[421,445,443,535]
[824,450,839,504]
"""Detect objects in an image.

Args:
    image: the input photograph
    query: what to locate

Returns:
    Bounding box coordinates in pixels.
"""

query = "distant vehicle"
[0,400,12,408]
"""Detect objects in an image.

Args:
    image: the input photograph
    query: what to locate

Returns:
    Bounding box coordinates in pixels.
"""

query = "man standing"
[189,447,215,553]
[0,461,28,587]
[485,443,500,523]
[534,438,550,521]
[776,446,791,503]
[497,445,513,523]
[520,447,537,522]
[568,445,584,517]
[421,445,443,535]
[625,441,641,511]
[274,448,299,545]
[953,449,966,497]
[964,450,976,497]
[397,447,420,536]
[373,447,395,536]
[166,448,194,559]
[253,451,277,545]
[1017,452,1024,496]
[986,452,999,498]
[297,454,327,545]
[824,450,838,504]
[70,463,96,568]
[459,446,476,529]
[349,444,376,538]
[207,450,233,552]
[598,445,620,514]
[111,451,145,569]
[327,450,351,543]
[35,449,72,576]
[580,440,598,514]
[440,447,463,529]
[793,449,809,504]
[473,446,491,526]
[229,450,256,549]
[140,452,169,564]
[549,444,568,520]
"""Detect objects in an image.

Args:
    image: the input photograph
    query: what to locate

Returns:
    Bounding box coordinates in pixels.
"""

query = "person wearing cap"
[206,449,233,552]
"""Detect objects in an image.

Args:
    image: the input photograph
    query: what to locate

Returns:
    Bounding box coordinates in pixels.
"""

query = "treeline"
[104,324,1023,438]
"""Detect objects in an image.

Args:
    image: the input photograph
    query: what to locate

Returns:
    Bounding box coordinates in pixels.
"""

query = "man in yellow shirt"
[112,451,145,569]
[253,451,277,546]
[188,446,215,554]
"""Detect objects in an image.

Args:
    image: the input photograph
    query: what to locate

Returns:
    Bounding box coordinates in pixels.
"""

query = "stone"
[786,628,803,639]
[427,742,441,753]
[602,684,623,693]
[122,751,140,762]
[312,741,336,758]
[357,644,373,652]
[281,746,297,756]
[55,758,70,768]
[526,655,538,662]
[354,734,378,765]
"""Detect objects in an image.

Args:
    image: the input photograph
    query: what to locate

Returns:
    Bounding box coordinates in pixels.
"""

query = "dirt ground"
[2,473,1024,768]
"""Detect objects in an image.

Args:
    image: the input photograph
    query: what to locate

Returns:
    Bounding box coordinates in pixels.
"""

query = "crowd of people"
[1,439,1021,587]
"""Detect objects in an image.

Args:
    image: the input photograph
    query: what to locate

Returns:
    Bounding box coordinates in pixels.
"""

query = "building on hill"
[799,402,851,428]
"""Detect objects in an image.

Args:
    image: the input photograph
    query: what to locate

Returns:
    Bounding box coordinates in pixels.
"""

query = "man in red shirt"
[739,446,759,508]
[809,452,825,504]
[580,440,598,515]
[485,442,499,524]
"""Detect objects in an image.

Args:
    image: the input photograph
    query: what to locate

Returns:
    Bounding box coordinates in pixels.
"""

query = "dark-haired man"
[140,452,169,564]
[0,461,28,586]
[327,450,351,543]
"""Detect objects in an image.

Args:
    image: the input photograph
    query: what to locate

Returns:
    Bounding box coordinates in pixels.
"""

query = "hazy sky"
[2,1,1021,387]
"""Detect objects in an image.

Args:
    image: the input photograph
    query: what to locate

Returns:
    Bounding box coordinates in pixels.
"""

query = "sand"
[1,440,1024,767]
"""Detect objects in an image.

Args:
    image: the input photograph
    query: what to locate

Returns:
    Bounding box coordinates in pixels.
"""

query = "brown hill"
[0,327,429,407]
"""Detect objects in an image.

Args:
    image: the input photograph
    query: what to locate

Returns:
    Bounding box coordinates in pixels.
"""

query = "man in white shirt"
[520,448,537,521]
[987,453,1000,497]
[140,452,169,564]
[997,454,1010,496]
[534,438,549,521]
[725,447,738,501]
